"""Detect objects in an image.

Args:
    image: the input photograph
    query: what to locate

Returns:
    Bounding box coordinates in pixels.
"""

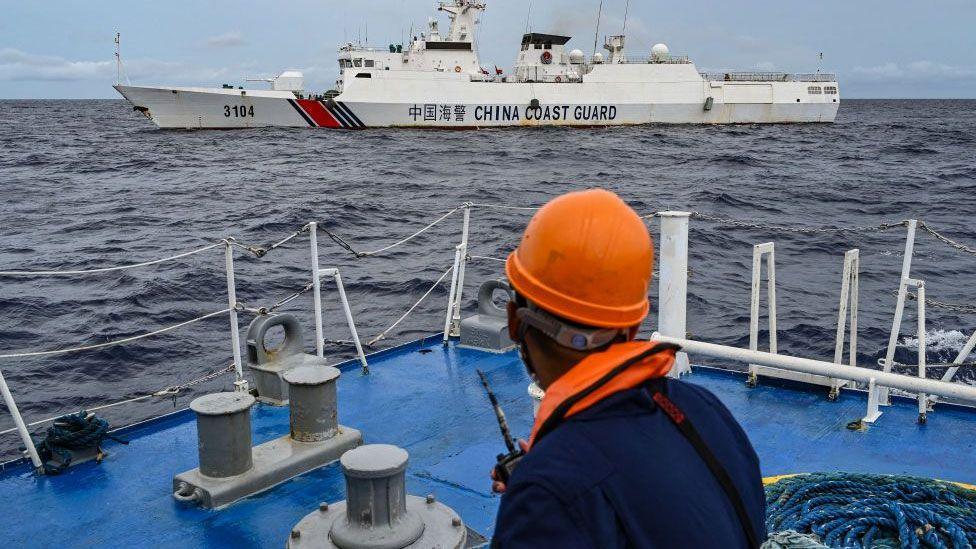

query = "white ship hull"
[115,74,839,130]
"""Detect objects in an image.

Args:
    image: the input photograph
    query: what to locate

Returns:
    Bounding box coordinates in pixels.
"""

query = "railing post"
[449,204,472,337]
[880,220,917,405]
[831,249,859,398]
[332,271,369,375]
[223,240,247,392]
[309,222,325,359]
[748,242,777,385]
[913,279,927,423]
[657,211,691,377]
[0,368,42,471]
[442,246,462,345]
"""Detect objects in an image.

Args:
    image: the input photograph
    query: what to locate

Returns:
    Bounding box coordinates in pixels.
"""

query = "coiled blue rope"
[765,473,976,549]
[35,411,127,475]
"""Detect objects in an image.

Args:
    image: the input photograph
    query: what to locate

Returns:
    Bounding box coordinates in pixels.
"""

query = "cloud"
[732,35,768,52]
[0,48,113,81]
[0,48,238,85]
[207,32,247,48]
[851,61,976,82]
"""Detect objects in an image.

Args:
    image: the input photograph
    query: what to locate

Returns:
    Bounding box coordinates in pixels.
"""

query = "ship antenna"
[592,0,604,56]
[113,32,129,86]
[524,1,532,34]
[622,0,631,34]
[114,32,121,85]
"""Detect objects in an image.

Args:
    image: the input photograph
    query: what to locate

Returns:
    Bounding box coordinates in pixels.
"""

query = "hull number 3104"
[224,105,255,118]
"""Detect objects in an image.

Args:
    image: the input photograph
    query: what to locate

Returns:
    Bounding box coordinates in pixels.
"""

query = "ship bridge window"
[544,43,552,49]
[365,59,375,68]
[807,86,823,94]
[521,43,528,51]
[353,59,363,67]
[825,86,838,95]
[534,44,542,49]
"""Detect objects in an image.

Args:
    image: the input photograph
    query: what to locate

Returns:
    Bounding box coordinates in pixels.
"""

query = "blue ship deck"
[2,338,974,547]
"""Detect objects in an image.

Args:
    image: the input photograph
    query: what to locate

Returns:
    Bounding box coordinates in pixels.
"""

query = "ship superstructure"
[116,0,839,128]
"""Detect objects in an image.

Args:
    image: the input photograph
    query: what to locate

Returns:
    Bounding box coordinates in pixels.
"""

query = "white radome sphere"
[651,43,670,62]
[592,52,605,64]
[569,49,585,64]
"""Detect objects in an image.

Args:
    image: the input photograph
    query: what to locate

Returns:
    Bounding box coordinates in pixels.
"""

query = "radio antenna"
[524,1,532,34]
[477,370,517,454]
[622,0,631,34]
[592,0,604,56]
[114,33,121,85]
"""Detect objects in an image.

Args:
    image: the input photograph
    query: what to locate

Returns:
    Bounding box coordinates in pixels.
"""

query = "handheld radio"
[476,369,525,484]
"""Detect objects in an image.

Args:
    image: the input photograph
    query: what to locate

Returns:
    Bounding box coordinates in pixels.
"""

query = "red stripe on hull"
[296,100,342,128]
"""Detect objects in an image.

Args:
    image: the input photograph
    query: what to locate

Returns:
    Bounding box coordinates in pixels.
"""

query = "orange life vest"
[529,340,677,448]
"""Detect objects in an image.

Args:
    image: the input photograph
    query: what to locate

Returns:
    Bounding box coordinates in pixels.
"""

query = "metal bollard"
[288,444,466,548]
[190,392,256,478]
[284,366,341,443]
[330,445,424,548]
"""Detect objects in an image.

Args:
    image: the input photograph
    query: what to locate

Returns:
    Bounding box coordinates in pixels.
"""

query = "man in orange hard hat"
[491,189,766,548]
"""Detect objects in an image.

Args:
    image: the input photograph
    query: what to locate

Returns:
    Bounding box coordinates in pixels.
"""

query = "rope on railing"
[469,203,540,212]
[918,221,976,256]
[317,206,463,258]
[239,281,317,316]
[469,255,507,263]
[882,358,976,370]
[0,309,232,360]
[690,212,909,234]
[0,242,224,277]
[229,225,310,258]
[0,229,307,278]
[0,363,235,438]
[902,290,976,314]
[366,265,454,346]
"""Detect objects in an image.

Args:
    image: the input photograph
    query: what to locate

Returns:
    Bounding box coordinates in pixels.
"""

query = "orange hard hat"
[505,189,653,329]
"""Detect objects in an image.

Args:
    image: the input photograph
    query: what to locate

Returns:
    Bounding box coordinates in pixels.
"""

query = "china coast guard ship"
[115,0,840,129]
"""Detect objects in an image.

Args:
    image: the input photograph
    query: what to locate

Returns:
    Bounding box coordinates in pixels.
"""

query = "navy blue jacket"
[493,378,766,548]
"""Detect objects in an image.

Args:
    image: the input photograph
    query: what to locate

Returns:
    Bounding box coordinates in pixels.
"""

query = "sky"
[1,0,975,99]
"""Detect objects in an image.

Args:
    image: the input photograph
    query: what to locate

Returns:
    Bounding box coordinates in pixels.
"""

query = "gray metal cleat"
[173,367,362,509]
[459,280,516,353]
[287,444,467,549]
[246,313,331,405]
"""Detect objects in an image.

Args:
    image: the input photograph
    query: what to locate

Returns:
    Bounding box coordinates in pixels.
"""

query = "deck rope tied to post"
[367,265,455,346]
[917,222,976,256]
[0,364,235,438]
[315,205,463,258]
[0,242,225,277]
[765,473,976,548]
[228,225,311,258]
[900,290,976,315]
[690,212,909,234]
[0,308,232,360]
[34,411,128,475]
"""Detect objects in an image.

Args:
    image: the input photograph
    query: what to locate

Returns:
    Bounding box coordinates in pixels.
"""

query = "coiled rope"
[765,473,976,548]
[35,411,128,475]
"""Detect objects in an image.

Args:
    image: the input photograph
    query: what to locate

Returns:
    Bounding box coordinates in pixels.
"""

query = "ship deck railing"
[700,71,838,82]
[2,204,976,473]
